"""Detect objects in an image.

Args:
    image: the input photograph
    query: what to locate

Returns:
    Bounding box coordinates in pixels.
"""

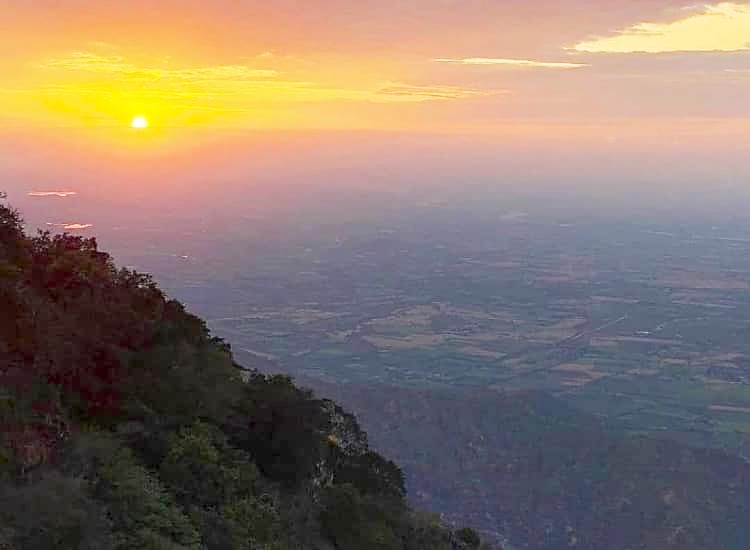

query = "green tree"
[222,494,284,550]
[320,484,402,550]
[335,451,405,500]
[98,447,203,550]
[225,374,326,487]
[453,527,481,549]
[0,471,116,549]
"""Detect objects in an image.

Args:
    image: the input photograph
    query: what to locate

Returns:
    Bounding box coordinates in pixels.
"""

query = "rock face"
[323,399,369,456]
[313,400,370,491]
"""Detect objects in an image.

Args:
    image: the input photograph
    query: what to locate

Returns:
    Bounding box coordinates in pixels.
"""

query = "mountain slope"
[299,378,750,550]
[0,200,484,550]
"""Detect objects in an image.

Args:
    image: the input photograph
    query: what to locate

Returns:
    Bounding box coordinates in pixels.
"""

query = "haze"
[1,1,748,211]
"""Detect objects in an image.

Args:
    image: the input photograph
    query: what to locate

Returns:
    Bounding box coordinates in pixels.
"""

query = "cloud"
[434,58,589,69]
[28,191,77,197]
[374,83,501,101]
[11,49,494,131]
[573,2,750,53]
[62,223,93,230]
[45,222,93,230]
[39,51,483,106]
[43,52,278,80]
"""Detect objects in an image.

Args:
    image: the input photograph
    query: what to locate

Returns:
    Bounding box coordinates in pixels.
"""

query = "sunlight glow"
[131,116,148,129]
[2,50,484,138]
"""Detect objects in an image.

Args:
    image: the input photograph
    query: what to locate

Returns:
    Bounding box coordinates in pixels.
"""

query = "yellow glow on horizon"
[131,116,148,129]
[574,2,750,53]
[0,46,492,145]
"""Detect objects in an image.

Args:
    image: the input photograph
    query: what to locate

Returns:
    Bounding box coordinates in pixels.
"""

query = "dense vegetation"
[0,200,484,550]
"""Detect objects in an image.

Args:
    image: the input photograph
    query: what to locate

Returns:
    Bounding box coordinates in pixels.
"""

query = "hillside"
[0,200,485,549]
[297,375,750,549]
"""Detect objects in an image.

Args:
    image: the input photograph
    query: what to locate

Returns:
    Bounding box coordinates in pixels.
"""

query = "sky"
[0,1,749,210]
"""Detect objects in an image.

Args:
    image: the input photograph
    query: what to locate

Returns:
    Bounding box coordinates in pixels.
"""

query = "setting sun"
[131,116,148,129]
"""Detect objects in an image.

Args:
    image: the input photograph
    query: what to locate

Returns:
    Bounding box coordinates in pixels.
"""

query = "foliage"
[0,471,115,549]
[454,527,482,549]
[222,494,284,550]
[224,373,327,487]
[334,450,405,499]
[320,483,402,550]
[98,447,204,550]
[126,302,243,423]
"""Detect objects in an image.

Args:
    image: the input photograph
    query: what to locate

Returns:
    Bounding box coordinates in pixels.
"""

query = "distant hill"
[299,377,750,549]
[0,199,484,549]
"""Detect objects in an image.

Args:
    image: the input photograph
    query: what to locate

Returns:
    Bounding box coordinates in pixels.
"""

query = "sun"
[131,116,148,129]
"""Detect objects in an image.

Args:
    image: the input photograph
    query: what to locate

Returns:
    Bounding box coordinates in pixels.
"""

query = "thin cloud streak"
[43,52,279,80]
[434,58,589,69]
[34,51,488,108]
[28,191,77,197]
[375,83,501,101]
[45,222,93,230]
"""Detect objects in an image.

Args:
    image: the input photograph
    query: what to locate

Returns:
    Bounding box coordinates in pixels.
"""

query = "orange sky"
[1,1,749,160]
